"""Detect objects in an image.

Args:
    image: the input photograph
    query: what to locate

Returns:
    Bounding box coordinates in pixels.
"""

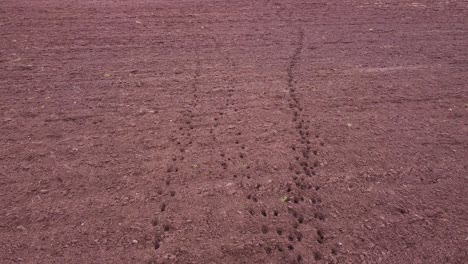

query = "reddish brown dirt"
[1,0,468,263]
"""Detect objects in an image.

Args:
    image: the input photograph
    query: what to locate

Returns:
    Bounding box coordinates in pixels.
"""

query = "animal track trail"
[150,54,203,252]
[212,53,282,248]
[272,2,338,261]
[168,52,203,169]
[213,53,251,183]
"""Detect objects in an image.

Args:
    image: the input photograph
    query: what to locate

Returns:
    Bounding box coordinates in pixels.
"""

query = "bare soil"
[1,0,467,263]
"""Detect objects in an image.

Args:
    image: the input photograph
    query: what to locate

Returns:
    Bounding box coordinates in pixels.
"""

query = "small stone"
[132,239,139,244]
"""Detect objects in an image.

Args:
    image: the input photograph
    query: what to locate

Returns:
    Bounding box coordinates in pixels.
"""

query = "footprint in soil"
[313,251,322,260]
[163,224,171,232]
[314,212,326,221]
[316,229,325,244]
[276,227,283,236]
[153,240,160,250]
[221,162,228,169]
